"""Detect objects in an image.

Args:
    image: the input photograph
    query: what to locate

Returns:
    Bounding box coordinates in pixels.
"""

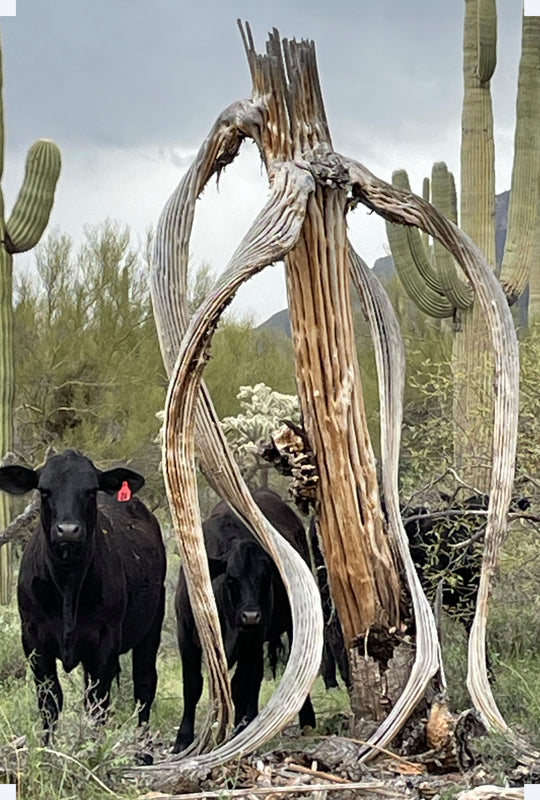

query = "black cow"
[308,518,350,690]
[173,488,316,753]
[0,449,165,739]
[404,493,530,631]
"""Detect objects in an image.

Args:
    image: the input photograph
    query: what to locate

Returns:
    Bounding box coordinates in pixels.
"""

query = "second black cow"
[173,488,316,753]
[0,450,166,739]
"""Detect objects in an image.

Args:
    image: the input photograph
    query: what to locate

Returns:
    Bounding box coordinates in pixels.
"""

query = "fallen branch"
[455,787,524,800]
[281,763,351,784]
[0,495,39,544]
[140,780,395,799]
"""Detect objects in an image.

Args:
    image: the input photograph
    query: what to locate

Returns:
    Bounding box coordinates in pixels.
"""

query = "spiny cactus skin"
[431,163,473,310]
[499,15,540,305]
[0,31,61,603]
[461,0,496,267]
[386,166,472,319]
[477,0,497,84]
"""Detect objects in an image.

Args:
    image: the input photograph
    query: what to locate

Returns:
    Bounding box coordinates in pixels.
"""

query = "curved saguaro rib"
[349,247,441,758]
[153,160,323,770]
[152,98,264,373]
[346,156,519,734]
[152,101,261,754]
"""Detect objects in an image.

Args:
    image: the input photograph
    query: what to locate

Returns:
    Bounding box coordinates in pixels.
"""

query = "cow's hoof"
[172,737,193,754]
[134,750,153,765]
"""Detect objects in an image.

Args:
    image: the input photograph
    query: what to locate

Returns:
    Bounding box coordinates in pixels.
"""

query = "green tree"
[205,322,296,417]
[14,222,166,508]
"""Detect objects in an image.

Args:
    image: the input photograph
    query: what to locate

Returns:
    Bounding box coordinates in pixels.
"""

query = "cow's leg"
[298,692,317,730]
[231,645,264,731]
[286,630,316,730]
[327,617,350,688]
[30,649,63,742]
[321,637,338,689]
[173,630,204,753]
[84,667,116,722]
[83,640,120,723]
[132,589,165,725]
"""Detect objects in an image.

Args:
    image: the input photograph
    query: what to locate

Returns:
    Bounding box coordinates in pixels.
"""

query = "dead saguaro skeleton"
[150,22,520,774]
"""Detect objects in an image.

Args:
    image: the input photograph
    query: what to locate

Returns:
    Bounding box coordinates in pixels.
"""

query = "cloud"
[0,0,525,321]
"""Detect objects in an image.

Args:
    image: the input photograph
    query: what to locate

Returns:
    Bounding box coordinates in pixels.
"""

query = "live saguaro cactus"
[0,30,61,603]
[387,164,473,319]
[387,2,540,492]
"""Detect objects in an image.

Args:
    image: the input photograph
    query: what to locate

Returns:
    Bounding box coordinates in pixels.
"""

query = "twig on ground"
[138,782,395,799]
[281,763,351,784]
[39,747,118,797]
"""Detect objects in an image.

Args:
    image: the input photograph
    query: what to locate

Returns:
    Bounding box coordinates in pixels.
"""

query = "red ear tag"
[117,481,132,502]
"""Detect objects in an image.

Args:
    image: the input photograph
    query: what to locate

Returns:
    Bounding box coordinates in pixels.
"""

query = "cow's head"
[0,450,144,564]
[214,539,275,632]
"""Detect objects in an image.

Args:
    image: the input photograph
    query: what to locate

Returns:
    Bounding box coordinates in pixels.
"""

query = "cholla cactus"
[221,383,301,480]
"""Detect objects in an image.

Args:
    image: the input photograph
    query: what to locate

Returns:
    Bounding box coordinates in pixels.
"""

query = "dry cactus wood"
[348,248,441,758]
[347,157,526,755]
[456,788,524,800]
[150,22,520,774]
[142,782,395,800]
[160,165,324,768]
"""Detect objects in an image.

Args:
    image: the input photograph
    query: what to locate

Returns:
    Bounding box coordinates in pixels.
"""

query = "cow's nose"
[241,610,262,626]
[56,523,83,542]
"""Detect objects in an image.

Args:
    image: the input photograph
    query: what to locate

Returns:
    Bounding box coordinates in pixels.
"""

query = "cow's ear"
[0,465,39,495]
[98,468,145,495]
[207,556,226,579]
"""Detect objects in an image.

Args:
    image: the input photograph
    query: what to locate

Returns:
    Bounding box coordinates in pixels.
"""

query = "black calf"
[173,489,316,753]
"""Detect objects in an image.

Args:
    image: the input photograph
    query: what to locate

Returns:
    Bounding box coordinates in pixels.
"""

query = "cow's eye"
[86,489,97,499]
[40,489,51,500]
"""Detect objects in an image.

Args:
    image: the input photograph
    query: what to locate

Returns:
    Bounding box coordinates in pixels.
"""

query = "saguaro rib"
[153,161,323,771]
[349,247,441,757]
[346,156,519,733]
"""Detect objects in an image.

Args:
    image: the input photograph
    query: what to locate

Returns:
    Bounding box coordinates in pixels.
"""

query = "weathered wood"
[153,158,323,767]
[240,24,403,655]
[140,782,395,800]
[150,20,522,776]
[348,249,441,756]
[456,788,524,800]
[345,157,520,745]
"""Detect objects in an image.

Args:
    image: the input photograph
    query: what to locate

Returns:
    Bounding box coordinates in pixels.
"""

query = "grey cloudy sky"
[1,0,523,321]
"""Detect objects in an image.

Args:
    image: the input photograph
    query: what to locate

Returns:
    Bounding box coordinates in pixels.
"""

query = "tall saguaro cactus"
[387,2,540,491]
[0,31,61,603]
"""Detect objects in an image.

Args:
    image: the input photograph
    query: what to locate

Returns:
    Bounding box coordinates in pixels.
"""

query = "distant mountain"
[372,254,396,282]
[258,308,291,337]
[495,190,509,267]
[258,191,519,334]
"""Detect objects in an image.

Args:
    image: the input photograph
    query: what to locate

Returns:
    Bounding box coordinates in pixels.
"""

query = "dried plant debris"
[258,422,318,515]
